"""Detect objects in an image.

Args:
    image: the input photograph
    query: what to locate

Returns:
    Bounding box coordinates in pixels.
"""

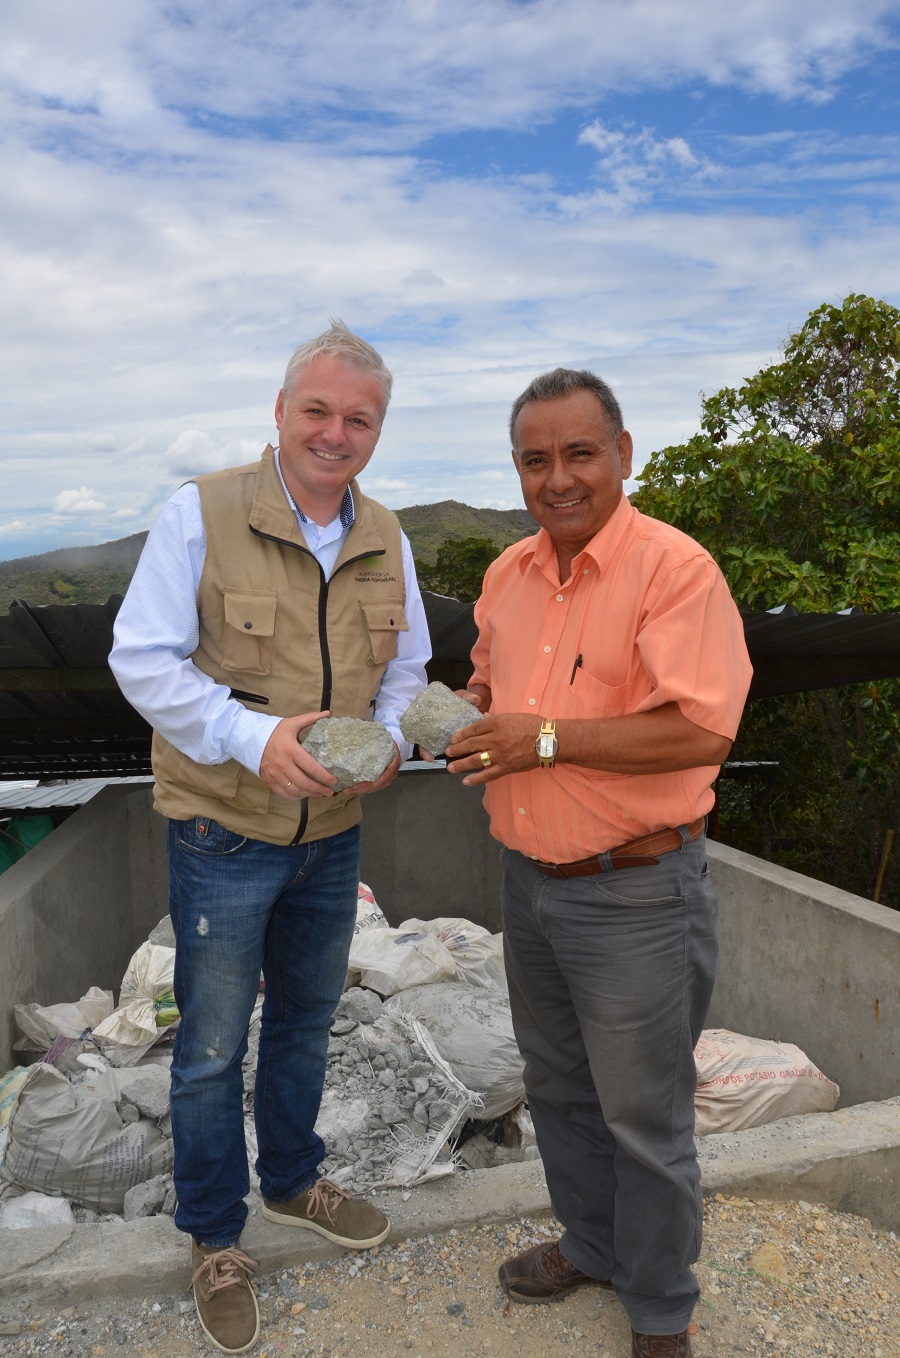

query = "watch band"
[536,717,558,769]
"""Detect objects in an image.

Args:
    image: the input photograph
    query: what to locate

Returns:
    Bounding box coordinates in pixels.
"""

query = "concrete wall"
[2,774,898,1115]
[706,840,900,1110]
[0,785,168,1074]
[358,767,502,931]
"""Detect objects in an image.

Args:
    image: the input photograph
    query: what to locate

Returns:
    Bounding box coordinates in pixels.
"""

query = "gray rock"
[338,988,384,1024]
[116,1068,171,1122]
[399,682,482,755]
[123,1174,171,1221]
[301,718,395,791]
[147,916,176,947]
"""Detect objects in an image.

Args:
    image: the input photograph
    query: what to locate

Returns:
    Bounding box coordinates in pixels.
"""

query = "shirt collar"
[520,492,635,581]
[274,447,356,531]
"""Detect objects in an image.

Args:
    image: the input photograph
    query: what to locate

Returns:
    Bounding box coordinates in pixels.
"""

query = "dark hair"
[509,368,623,449]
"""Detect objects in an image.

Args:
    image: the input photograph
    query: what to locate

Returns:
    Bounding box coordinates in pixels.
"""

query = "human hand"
[345,746,402,796]
[415,689,486,765]
[444,713,541,786]
[259,711,337,799]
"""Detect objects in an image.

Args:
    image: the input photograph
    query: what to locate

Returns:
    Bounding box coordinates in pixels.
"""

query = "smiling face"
[274,355,386,523]
[512,388,633,578]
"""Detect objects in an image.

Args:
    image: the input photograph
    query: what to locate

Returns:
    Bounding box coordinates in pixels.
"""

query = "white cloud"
[0,0,898,561]
[577,119,718,207]
[53,487,107,513]
[0,520,25,535]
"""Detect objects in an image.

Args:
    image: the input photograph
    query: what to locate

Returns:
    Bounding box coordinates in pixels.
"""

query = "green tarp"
[0,815,55,875]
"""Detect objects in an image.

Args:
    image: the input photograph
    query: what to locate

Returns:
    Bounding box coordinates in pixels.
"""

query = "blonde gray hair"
[283,319,393,413]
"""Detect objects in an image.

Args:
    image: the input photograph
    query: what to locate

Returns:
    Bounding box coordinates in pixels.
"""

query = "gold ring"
[479,751,491,768]
[286,779,293,788]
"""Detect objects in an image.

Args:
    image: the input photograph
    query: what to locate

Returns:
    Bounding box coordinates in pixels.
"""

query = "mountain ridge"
[0,502,536,612]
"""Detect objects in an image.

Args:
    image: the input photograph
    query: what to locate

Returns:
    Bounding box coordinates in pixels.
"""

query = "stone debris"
[399,681,483,755]
[1,1202,896,1358]
[115,1067,171,1123]
[243,987,482,1196]
[301,716,396,790]
[122,1172,176,1220]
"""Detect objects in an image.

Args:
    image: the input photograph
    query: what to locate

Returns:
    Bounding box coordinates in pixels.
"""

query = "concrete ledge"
[3,1099,898,1305]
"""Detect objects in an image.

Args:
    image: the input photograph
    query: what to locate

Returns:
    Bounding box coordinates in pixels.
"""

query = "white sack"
[0,1063,173,1213]
[384,982,525,1120]
[347,929,456,997]
[694,1028,839,1136]
[344,882,390,989]
[0,1189,75,1230]
[93,943,177,1047]
[14,987,114,1053]
[399,918,507,991]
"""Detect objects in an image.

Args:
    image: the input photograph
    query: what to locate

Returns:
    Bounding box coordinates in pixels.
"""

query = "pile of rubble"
[0,868,841,1232]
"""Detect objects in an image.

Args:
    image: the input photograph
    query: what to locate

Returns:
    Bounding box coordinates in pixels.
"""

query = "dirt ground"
[1,1194,898,1358]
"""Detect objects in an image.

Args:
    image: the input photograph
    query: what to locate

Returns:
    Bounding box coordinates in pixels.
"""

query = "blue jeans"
[167,817,360,1247]
[501,830,718,1336]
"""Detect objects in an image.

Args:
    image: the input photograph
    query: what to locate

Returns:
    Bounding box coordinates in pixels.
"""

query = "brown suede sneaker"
[498,1239,612,1304]
[262,1178,390,1248]
[191,1241,260,1355]
[631,1328,692,1357]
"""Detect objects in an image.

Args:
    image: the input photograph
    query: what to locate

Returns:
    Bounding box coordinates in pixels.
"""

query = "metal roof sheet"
[1,594,898,781]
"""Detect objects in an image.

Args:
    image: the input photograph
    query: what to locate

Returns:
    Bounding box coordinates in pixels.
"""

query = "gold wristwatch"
[535,717,558,769]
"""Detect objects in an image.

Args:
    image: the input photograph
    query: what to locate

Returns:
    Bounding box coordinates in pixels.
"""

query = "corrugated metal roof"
[0,776,153,813]
[1,594,898,781]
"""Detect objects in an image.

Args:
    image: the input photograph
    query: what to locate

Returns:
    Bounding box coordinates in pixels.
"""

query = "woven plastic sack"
[347,928,456,997]
[1,1063,173,1213]
[385,982,525,1119]
[399,918,507,991]
[14,987,114,1053]
[694,1028,839,1136]
[93,943,178,1047]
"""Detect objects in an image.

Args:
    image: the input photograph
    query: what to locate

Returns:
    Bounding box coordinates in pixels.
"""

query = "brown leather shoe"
[631,1328,692,1357]
[191,1241,260,1354]
[262,1178,389,1249]
[498,1239,611,1304]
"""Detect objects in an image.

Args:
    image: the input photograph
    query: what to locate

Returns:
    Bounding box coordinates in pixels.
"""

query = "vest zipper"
[249,526,387,846]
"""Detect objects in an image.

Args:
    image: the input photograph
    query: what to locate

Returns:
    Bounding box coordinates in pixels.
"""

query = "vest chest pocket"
[360,600,408,666]
[222,591,277,676]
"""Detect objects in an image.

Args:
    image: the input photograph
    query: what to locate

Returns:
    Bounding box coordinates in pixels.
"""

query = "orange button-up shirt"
[470,494,752,861]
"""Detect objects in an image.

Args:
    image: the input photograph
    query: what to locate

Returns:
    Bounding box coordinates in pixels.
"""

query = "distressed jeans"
[167,817,360,1247]
[501,830,718,1335]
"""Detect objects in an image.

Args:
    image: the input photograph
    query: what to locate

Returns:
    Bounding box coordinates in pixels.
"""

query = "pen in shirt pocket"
[569,653,583,685]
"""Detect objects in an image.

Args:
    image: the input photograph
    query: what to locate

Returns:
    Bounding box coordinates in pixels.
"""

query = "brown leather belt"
[533,817,706,879]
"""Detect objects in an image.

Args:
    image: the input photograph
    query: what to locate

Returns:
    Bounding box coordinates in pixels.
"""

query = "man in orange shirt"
[445,368,752,1358]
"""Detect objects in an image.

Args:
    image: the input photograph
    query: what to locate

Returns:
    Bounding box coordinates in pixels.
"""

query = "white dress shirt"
[110,452,430,774]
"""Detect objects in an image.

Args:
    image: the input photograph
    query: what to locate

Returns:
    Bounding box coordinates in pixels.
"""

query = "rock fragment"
[301,718,395,791]
[399,682,482,755]
[122,1173,174,1220]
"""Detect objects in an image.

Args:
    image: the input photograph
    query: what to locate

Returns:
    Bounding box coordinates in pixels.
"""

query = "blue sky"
[1,0,899,560]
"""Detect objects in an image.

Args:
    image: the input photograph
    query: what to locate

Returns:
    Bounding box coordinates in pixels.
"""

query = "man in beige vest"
[111,322,430,1354]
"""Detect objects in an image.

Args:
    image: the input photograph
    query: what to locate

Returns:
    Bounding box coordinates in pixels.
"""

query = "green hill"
[395,500,536,563]
[0,534,149,613]
[0,503,535,612]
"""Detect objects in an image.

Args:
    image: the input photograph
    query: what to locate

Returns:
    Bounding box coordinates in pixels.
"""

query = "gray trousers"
[501,830,718,1335]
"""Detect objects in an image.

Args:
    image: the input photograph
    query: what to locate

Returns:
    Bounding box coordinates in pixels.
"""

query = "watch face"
[538,734,557,757]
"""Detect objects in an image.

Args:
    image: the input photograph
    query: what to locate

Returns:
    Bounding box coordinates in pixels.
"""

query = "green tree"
[416,537,503,603]
[634,294,900,907]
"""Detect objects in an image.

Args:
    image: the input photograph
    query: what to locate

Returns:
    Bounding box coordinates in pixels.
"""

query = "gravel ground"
[0,1194,897,1358]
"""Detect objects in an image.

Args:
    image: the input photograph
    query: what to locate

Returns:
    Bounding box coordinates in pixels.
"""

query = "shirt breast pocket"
[569,665,632,719]
[221,591,277,676]
[360,600,408,666]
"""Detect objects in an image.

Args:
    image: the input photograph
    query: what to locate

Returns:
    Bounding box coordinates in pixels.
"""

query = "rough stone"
[116,1068,171,1123]
[399,682,483,756]
[301,718,395,791]
[338,988,385,1025]
[122,1175,172,1222]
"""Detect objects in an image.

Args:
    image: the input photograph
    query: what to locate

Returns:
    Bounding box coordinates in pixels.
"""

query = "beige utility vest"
[152,445,408,845]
